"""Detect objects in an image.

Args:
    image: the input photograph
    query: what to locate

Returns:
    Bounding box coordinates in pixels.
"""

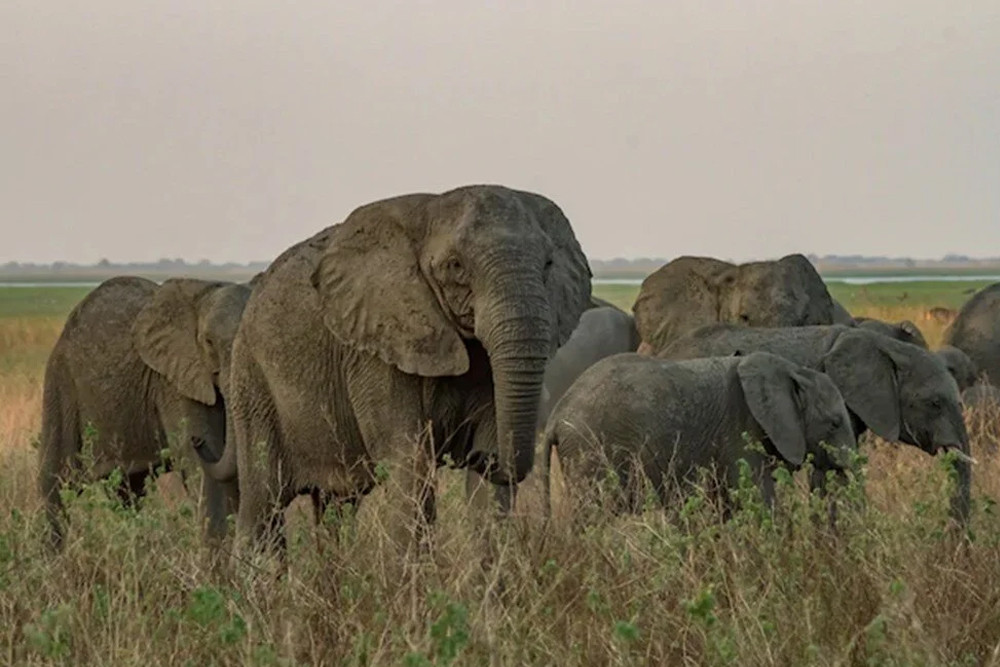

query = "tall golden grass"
[1,301,999,664]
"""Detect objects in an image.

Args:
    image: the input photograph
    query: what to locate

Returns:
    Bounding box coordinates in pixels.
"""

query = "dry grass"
[2,292,1000,665]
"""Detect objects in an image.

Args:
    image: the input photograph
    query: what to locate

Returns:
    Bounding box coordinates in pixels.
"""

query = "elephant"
[542,351,857,515]
[937,345,979,393]
[850,317,978,391]
[632,254,835,355]
[536,305,641,430]
[853,317,929,349]
[195,185,591,558]
[832,299,855,325]
[944,283,1000,386]
[38,276,251,548]
[465,303,641,510]
[658,324,974,521]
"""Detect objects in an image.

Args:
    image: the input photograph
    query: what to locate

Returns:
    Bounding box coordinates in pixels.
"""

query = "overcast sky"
[3,2,998,264]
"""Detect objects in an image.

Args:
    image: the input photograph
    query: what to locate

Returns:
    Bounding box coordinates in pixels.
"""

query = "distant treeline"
[3,254,1000,283]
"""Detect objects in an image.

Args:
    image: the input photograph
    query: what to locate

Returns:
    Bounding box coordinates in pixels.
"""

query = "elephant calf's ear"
[823,331,901,442]
[133,279,218,405]
[312,197,469,377]
[737,353,807,466]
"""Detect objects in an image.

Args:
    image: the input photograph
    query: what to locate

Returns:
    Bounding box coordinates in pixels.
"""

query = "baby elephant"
[542,351,857,514]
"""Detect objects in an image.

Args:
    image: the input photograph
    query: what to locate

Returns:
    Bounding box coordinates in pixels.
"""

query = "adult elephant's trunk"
[193,406,238,483]
[477,276,552,486]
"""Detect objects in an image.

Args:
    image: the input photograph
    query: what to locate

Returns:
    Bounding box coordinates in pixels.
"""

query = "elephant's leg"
[117,469,152,507]
[38,370,81,551]
[231,418,294,562]
[386,447,437,555]
[809,467,860,532]
[200,475,239,543]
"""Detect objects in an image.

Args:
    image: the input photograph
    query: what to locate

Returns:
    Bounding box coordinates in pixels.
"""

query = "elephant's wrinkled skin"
[944,282,1000,386]
[543,352,856,514]
[659,324,973,521]
[197,186,591,557]
[632,254,834,355]
[39,277,250,547]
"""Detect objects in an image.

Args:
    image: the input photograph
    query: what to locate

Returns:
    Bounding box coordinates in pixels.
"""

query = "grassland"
[1,281,999,665]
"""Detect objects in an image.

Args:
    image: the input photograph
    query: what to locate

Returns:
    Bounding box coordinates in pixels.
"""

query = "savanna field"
[2,281,1000,666]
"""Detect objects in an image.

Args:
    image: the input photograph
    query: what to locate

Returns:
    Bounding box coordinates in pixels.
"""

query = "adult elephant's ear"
[312,194,469,377]
[517,192,592,351]
[737,352,806,466]
[823,330,901,441]
[778,254,835,324]
[134,279,219,405]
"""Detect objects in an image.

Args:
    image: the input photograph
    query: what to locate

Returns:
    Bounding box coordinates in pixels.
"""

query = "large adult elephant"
[944,283,1000,386]
[632,254,835,355]
[196,185,591,557]
[659,324,974,522]
[38,277,251,548]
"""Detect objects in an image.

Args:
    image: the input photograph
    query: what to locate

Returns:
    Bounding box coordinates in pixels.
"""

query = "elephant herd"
[37,184,1000,567]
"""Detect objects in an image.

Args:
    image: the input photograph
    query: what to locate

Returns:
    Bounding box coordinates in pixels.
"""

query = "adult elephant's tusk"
[944,446,978,465]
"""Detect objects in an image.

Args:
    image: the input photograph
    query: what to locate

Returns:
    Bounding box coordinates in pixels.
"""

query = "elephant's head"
[936,345,979,393]
[737,352,857,470]
[854,317,928,349]
[822,330,968,456]
[133,279,252,405]
[719,254,835,328]
[822,329,972,520]
[310,185,591,485]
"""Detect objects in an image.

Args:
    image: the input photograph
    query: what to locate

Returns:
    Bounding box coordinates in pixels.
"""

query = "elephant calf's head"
[737,352,857,470]
[133,279,252,406]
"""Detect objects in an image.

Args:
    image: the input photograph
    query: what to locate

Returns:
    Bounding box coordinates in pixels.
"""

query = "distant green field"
[825,280,993,310]
[0,286,94,319]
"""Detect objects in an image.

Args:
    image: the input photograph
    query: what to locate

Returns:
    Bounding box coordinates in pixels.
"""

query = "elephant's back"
[660,324,840,369]
[943,282,1000,383]
[944,282,1000,347]
[55,276,156,368]
[550,353,729,432]
[47,277,161,460]
[632,257,732,349]
[238,226,336,351]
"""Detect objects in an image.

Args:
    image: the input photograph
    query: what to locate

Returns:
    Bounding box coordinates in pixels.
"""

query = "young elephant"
[543,352,857,514]
[38,276,250,548]
[937,345,979,393]
[659,324,974,521]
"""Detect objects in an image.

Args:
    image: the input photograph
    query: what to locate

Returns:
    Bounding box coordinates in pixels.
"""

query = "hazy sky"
[3,2,999,264]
